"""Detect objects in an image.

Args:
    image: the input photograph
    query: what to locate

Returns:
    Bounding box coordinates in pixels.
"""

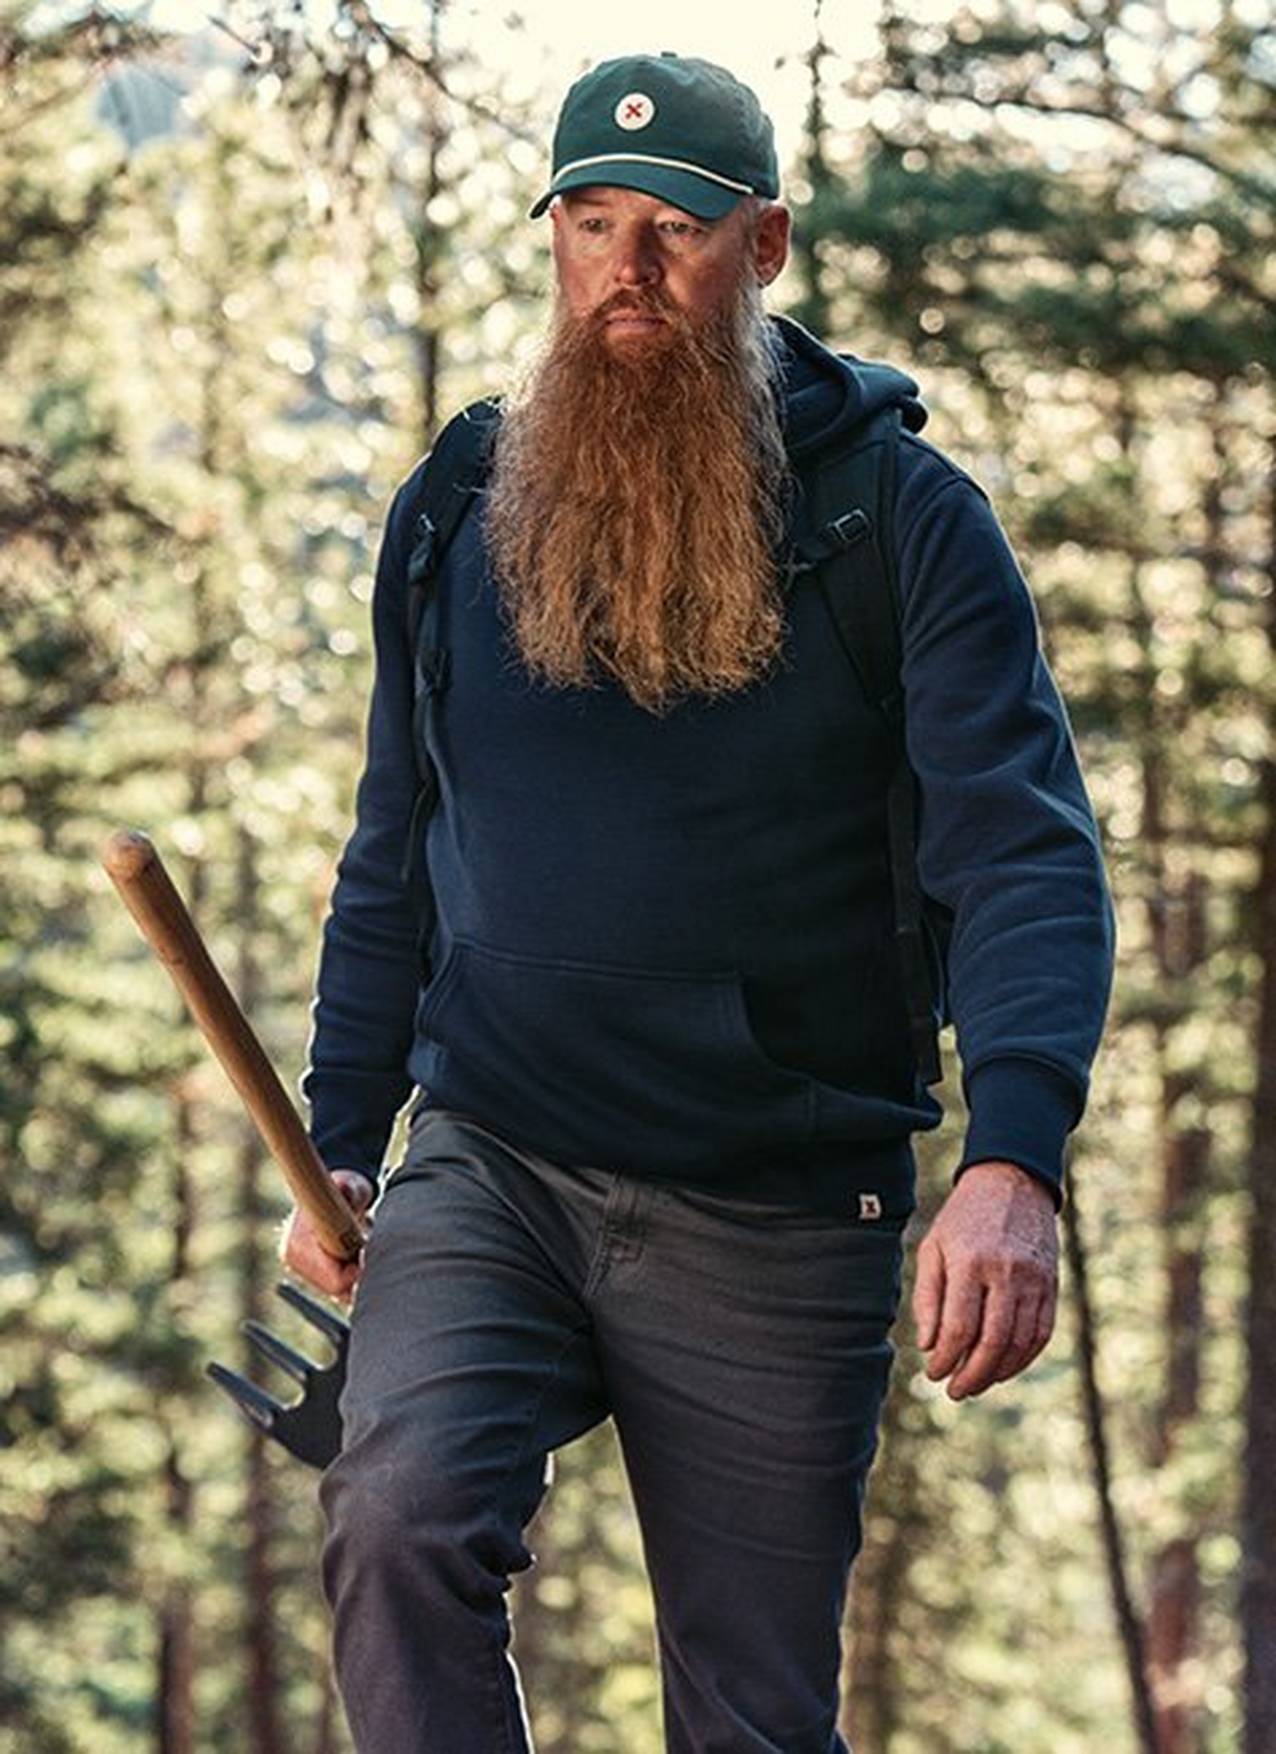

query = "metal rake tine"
[267,1366,348,1470]
[274,1278,351,1350]
[206,1361,286,1434]
[242,1319,317,1386]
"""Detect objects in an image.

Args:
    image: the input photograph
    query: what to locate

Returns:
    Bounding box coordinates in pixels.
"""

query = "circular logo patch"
[614,91,656,131]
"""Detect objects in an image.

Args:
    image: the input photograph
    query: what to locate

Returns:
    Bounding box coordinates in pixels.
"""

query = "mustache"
[588,288,689,329]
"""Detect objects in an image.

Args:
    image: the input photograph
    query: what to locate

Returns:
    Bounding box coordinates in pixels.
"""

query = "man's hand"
[912,1160,1059,1400]
[278,1169,375,1305]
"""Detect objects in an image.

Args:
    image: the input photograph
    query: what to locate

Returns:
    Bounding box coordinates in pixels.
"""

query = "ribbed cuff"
[954,1057,1083,1214]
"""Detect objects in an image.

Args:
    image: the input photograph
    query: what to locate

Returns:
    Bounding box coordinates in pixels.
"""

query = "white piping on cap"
[550,152,755,195]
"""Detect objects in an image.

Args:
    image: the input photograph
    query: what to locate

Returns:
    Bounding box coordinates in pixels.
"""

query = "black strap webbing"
[793,406,945,1085]
[405,397,502,684]
[397,398,501,916]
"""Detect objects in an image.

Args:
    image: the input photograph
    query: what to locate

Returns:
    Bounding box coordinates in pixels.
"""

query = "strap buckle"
[406,513,438,589]
[415,648,451,696]
[825,508,871,551]
[792,507,873,571]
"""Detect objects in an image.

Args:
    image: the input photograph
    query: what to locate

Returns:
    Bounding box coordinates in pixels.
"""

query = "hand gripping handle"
[102,829,366,1263]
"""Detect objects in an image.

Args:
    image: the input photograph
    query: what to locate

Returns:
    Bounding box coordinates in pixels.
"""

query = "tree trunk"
[1241,426,1276,1754]
[314,1658,340,1754]
[236,831,287,1754]
[157,1444,196,1754]
[1142,697,1210,1753]
[413,0,446,447]
[157,1087,198,1754]
[840,1378,926,1753]
[157,1573,195,1754]
[244,1423,285,1754]
[792,15,834,340]
[154,371,215,1740]
[1065,1181,1162,1754]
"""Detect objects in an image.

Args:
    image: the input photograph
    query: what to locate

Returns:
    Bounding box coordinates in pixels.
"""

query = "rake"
[103,829,357,1470]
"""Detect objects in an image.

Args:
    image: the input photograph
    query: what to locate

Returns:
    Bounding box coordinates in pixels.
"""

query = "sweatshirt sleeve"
[298,471,426,1189]
[896,469,1117,1212]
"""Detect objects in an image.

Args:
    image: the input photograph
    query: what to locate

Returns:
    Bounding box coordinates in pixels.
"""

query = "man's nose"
[612,226,662,287]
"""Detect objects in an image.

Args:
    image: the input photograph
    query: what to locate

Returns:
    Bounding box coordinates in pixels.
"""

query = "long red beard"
[482,270,792,716]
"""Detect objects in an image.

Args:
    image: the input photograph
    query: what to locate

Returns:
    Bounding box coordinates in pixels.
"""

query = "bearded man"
[286,51,1116,1754]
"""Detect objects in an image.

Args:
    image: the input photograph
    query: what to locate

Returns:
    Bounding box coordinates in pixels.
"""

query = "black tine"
[269,1373,347,1470]
[206,1283,351,1470]
[242,1320,316,1386]
[206,1362,285,1433]
[274,1279,351,1349]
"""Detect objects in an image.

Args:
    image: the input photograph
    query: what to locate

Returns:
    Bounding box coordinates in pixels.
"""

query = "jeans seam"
[486,1618,526,1753]
[580,1175,624,1300]
[480,1318,595,1750]
[499,1317,593,1501]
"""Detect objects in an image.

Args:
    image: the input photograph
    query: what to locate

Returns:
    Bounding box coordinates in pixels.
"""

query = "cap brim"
[528,161,745,222]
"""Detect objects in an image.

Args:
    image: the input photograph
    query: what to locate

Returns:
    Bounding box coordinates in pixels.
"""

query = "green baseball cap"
[528,52,780,222]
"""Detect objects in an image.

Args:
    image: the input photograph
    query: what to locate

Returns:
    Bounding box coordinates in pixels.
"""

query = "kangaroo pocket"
[413,935,829,1176]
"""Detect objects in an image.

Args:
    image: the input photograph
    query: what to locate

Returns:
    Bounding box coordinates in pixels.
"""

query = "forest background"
[2,0,1273,1751]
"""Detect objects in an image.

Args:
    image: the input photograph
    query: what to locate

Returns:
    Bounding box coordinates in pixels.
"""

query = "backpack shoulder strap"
[397,396,501,896]
[404,396,502,654]
[792,403,903,723]
[793,405,946,1086]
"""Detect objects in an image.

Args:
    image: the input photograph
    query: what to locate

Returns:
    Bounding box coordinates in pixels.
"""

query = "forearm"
[301,857,421,1185]
[898,473,1117,1205]
[300,470,429,1187]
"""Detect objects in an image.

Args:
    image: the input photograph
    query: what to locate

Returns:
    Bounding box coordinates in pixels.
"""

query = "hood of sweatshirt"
[770,312,929,458]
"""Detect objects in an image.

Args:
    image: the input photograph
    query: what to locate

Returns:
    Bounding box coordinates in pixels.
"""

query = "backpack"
[397,395,953,1088]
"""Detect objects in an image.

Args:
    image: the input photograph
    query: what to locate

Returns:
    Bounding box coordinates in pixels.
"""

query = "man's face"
[549,184,789,349]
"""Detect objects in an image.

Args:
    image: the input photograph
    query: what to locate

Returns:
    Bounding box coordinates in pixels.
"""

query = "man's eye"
[660,222,698,238]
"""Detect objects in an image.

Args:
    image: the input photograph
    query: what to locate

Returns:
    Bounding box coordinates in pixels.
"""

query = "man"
[286,50,1116,1753]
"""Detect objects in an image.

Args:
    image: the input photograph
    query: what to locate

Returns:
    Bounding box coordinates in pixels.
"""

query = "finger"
[988,1290,1045,1385]
[926,1262,986,1380]
[324,1255,362,1306]
[289,1238,363,1302]
[1025,1278,1058,1367]
[996,1266,1058,1382]
[912,1239,945,1353]
[281,1226,334,1292]
[280,1174,369,1261]
[948,1284,1019,1399]
[332,1170,375,1216]
[280,1208,364,1300]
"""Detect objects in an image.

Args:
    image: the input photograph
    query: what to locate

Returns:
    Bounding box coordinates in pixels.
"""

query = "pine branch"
[880,60,1276,211]
[981,89,1276,210]
[354,6,541,147]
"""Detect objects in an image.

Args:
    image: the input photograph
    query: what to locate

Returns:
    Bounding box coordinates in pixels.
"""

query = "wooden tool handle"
[102,829,366,1263]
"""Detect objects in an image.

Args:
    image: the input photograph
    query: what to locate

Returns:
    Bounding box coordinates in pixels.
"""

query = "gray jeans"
[319,1107,910,1753]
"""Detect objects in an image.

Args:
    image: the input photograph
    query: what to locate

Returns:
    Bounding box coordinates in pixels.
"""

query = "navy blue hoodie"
[301,315,1116,1215]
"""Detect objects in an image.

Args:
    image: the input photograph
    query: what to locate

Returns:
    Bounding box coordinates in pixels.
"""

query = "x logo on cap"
[615,91,656,130]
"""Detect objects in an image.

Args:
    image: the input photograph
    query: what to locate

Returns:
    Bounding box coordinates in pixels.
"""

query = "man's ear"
[752,202,791,288]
